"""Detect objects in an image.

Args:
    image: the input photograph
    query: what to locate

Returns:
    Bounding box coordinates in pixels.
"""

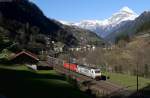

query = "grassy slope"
[105,72,150,90]
[0,65,91,98]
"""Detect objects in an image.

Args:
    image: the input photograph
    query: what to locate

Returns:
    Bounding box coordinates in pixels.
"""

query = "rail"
[47,56,128,97]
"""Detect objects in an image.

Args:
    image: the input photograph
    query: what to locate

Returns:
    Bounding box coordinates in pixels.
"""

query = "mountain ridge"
[60,6,138,38]
[0,0,104,53]
[105,11,150,42]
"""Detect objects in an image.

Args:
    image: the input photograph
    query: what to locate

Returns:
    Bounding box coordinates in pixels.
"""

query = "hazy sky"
[31,0,150,22]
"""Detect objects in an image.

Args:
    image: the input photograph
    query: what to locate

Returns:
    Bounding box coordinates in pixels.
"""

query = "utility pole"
[69,49,71,77]
[137,62,139,92]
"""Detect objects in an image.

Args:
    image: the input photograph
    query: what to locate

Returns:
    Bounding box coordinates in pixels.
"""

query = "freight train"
[63,63,104,80]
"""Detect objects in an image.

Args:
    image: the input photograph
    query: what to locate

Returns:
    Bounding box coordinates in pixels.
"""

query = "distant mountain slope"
[105,11,150,42]
[59,7,150,44]
[60,7,138,38]
[63,25,104,46]
[0,0,103,52]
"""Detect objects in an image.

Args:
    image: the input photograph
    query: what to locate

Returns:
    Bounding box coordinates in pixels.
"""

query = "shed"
[37,61,53,70]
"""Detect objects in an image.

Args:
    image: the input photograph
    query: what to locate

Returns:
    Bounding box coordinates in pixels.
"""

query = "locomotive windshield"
[95,70,100,73]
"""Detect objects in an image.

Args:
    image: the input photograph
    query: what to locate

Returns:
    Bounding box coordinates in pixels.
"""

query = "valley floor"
[0,65,92,98]
[0,65,150,98]
[105,72,150,98]
[105,72,150,90]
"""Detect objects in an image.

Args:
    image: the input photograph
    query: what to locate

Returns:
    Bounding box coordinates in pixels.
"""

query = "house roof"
[11,51,39,61]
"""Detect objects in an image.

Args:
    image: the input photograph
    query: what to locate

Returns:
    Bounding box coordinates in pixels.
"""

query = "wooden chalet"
[10,51,39,64]
[10,51,53,70]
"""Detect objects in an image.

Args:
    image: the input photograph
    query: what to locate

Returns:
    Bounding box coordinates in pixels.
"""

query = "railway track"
[48,57,127,97]
[55,65,126,96]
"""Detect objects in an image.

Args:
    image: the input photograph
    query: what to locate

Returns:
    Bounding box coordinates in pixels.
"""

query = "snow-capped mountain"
[60,6,138,38]
[105,11,150,42]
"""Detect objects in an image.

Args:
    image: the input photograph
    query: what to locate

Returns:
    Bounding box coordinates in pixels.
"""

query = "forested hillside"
[0,0,103,53]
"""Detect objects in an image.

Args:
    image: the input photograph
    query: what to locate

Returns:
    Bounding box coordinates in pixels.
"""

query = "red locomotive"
[63,63,77,72]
